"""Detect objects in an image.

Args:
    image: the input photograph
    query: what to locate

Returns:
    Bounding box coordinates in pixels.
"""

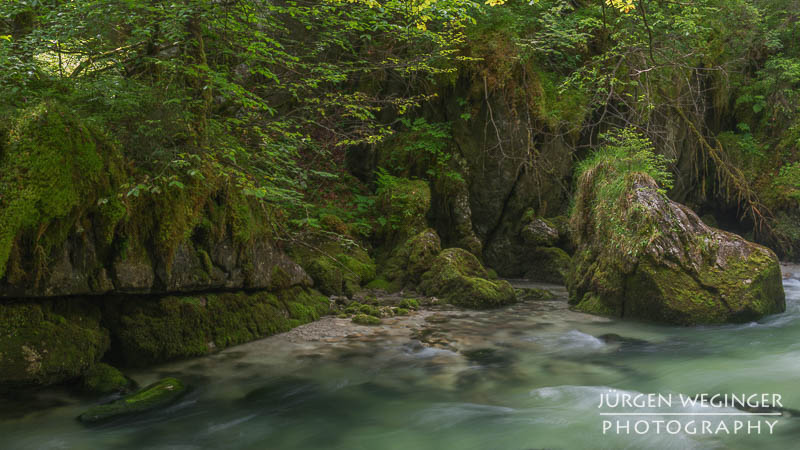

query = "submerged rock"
[569,167,785,324]
[78,377,186,424]
[419,248,516,309]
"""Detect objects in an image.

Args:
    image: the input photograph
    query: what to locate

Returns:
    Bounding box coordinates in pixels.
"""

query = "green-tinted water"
[2,266,800,449]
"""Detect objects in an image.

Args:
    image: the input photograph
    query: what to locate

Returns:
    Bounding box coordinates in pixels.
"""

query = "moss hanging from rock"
[0,101,125,282]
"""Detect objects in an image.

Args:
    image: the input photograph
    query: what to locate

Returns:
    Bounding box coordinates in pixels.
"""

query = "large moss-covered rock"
[105,287,329,366]
[569,169,785,325]
[0,300,109,385]
[419,248,516,309]
[378,228,442,291]
[292,243,376,297]
[78,377,186,424]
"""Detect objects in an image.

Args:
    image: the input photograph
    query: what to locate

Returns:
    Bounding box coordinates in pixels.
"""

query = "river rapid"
[2,266,800,449]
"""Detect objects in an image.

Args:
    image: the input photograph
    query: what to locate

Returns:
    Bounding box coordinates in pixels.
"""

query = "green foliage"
[572,128,674,258]
[0,0,487,233]
[380,118,463,186]
[375,171,431,244]
[773,163,800,205]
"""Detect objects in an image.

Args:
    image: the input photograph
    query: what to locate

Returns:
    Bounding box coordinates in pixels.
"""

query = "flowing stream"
[2,266,800,449]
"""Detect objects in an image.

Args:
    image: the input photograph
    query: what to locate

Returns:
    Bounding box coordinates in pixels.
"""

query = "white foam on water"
[206,414,258,434]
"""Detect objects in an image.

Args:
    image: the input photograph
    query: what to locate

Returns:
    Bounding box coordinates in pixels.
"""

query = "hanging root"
[673,106,778,241]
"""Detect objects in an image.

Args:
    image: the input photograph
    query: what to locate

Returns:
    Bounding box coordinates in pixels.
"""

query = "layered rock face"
[569,175,785,325]
[0,103,310,298]
[0,103,327,387]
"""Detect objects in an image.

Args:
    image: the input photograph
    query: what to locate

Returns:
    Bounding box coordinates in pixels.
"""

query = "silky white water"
[1,266,799,449]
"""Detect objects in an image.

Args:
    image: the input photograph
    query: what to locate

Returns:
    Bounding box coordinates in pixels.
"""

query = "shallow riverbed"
[2,266,800,449]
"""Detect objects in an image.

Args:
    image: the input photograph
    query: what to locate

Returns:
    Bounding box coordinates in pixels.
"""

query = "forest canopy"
[1,0,799,251]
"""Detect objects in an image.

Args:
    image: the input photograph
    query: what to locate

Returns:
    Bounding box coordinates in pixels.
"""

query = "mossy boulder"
[398,298,420,310]
[521,217,560,247]
[105,287,329,366]
[352,314,382,325]
[296,244,376,297]
[419,248,516,309]
[569,169,785,325]
[82,363,130,394]
[523,246,571,284]
[0,300,109,386]
[78,377,186,424]
[378,228,442,291]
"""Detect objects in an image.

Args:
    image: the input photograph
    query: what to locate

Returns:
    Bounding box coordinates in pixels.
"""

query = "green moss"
[319,214,350,235]
[419,248,516,309]
[572,293,618,316]
[352,314,382,325]
[394,308,410,316]
[107,287,329,367]
[293,242,376,297]
[376,228,441,291]
[0,101,125,280]
[365,277,398,291]
[398,298,420,310]
[358,304,381,317]
[97,198,127,246]
[82,363,129,394]
[306,257,344,296]
[0,300,110,385]
[78,377,186,424]
[516,288,555,301]
[269,265,292,291]
[198,249,214,275]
